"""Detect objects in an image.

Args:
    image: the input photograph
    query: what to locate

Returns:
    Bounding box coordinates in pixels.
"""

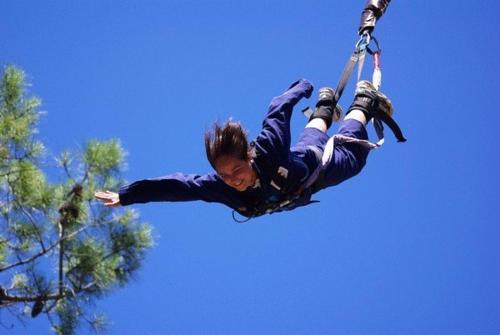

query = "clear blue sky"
[2,1,500,334]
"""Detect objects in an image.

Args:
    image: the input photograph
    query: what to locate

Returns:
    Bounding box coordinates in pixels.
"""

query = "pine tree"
[0,65,153,334]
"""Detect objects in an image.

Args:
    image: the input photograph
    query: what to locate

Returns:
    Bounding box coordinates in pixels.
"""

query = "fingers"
[94,191,121,207]
[95,191,116,200]
[104,200,120,208]
[95,190,112,197]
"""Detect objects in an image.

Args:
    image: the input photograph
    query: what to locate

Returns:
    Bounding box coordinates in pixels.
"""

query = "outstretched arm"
[95,173,234,207]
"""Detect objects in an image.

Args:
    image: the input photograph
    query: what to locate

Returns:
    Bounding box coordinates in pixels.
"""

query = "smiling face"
[214,155,257,192]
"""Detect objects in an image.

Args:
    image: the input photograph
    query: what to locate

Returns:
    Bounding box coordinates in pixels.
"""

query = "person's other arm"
[254,79,313,163]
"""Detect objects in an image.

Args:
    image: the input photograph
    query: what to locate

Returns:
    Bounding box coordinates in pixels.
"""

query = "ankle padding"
[309,103,334,128]
[346,91,381,121]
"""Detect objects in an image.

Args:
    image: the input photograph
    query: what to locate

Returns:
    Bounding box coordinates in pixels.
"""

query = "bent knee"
[320,144,370,188]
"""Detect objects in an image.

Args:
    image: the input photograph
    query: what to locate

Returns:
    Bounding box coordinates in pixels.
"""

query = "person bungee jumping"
[95,79,396,221]
[95,0,404,221]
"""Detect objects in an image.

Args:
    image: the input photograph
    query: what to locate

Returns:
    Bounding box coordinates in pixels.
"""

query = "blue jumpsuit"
[118,79,370,218]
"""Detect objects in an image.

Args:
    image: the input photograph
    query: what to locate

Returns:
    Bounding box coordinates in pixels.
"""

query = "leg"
[344,109,367,125]
[348,80,406,142]
[345,80,393,121]
[315,81,394,190]
[305,118,328,133]
[307,108,366,132]
[306,87,343,132]
[314,118,371,191]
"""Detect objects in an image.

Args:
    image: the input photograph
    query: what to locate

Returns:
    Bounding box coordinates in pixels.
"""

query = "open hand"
[94,191,121,207]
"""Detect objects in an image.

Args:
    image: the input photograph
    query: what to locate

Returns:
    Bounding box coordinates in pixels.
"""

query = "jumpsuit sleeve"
[254,79,313,164]
[118,172,233,206]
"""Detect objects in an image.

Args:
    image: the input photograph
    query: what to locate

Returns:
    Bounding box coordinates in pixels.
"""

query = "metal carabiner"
[366,35,381,55]
[355,32,371,51]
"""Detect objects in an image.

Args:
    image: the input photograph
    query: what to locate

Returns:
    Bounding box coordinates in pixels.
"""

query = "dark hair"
[205,120,249,169]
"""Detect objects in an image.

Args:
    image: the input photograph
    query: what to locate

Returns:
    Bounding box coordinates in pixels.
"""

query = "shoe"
[353,80,393,117]
[318,87,334,102]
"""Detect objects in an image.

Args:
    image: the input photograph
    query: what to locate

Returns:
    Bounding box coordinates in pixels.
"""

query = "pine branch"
[0,225,89,272]
[0,291,65,304]
[58,222,65,296]
[61,158,74,182]
[17,202,46,252]
[0,283,97,306]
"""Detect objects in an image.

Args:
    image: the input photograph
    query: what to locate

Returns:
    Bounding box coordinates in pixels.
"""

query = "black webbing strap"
[333,48,365,108]
[375,109,407,142]
[335,34,406,143]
